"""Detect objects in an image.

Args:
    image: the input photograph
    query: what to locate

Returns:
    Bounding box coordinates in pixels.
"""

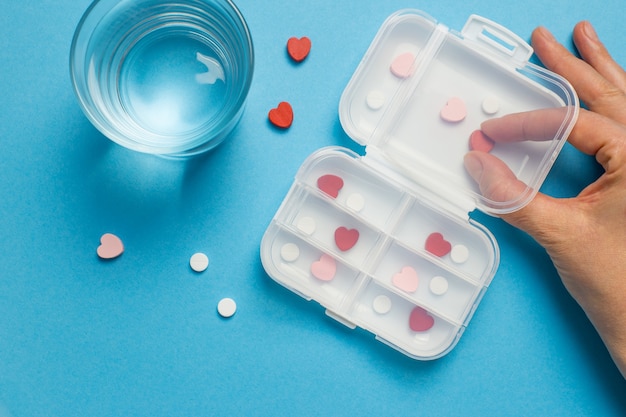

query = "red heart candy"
[287,36,311,62]
[409,306,435,332]
[268,101,293,129]
[317,174,344,198]
[425,232,451,257]
[334,227,359,251]
[469,129,495,152]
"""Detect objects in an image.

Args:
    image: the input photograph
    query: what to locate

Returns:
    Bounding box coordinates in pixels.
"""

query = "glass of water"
[70,0,254,157]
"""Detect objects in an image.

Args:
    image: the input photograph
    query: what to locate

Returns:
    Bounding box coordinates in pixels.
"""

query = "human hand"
[463,21,626,378]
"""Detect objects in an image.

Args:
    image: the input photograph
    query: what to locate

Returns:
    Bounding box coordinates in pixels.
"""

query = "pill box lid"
[339,10,578,215]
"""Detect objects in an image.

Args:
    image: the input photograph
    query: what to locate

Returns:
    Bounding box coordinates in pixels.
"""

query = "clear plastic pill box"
[260,10,578,359]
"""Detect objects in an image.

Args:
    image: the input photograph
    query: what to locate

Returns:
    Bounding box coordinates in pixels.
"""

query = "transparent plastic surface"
[261,148,498,359]
[261,10,579,360]
[339,10,578,214]
[70,0,254,157]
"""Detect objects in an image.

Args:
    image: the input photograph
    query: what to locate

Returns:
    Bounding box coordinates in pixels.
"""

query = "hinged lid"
[339,10,578,215]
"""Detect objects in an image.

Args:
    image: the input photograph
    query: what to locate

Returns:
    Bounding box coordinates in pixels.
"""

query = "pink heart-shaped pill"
[425,232,451,257]
[392,266,419,293]
[390,52,415,79]
[409,306,435,332]
[334,227,359,251]
[317,174,344,198]
[97,233,124,259]
[469,129,495,153]
[311,254,336,281]
[440,97,466,123]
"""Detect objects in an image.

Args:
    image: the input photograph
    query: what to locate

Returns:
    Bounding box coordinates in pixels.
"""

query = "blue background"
[1,1,625,416]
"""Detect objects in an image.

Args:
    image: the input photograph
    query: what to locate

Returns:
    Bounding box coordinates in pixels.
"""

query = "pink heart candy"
[440,97,466,123]
[334,227,359,251]
[97,233,124,259]
[390,52,415,79]
[409,306,435,332]
[469,129,495,153]
[311,254,336,281]
[392,266,419,293]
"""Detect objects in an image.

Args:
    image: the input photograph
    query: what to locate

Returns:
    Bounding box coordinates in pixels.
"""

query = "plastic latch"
[461,15,533,63]
[325,309,357,329]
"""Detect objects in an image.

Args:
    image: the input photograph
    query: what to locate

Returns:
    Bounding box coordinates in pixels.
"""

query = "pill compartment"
[261,9,578,359]
[349,279,461,359]
[372,240,482,322]
[263,223,362,310]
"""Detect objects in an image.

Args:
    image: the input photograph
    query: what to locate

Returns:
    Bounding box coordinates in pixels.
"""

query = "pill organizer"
[260,10,578,360]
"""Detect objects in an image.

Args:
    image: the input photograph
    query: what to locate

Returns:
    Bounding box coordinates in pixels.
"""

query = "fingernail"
[536,26,556,42]
[463,153,484,181]
[582,21,599,42]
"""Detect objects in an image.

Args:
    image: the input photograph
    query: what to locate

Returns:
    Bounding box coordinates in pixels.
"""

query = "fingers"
[532,25,626,124]
[481,108,573,143]
[480,108,626,171]
[572,21,626,94]
[463,151,564,237]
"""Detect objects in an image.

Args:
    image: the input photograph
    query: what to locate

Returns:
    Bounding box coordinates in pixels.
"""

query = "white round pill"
[450,244,470,264]
[482,96,500,115]
[366,90,386,110]
[189,252,209,272]
[346,193,365,212]
[280,243,300,262]
[217,298,237,318]
[429,276,449,295]
[372,294,392,314]
[297,216,316,235]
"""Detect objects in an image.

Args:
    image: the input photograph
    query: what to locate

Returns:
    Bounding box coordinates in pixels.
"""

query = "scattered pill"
[425,232,452,257]
[297,216,316,235]
[280,243,300,262]
[450,244,470,264]
[429,276,449,295]
[287,36,311,62]
[366,90,385,110]
[217,298,237,318]
[346,193,365,212]
[317,174,343,198]
[189,252,209,272]
[482,95,500,115]
[97,233,124,259]
[469,129,495,153]
[334,226,359,251]
[373,295,392,314]
[268,101,293,129]
[440,97,467,123]
[390,52,415,78]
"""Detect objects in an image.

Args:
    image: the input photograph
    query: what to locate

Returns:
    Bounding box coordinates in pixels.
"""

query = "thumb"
[463,151,565,242]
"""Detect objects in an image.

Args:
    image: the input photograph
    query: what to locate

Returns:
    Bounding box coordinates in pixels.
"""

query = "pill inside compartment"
[373,240,482,323]
[263,223,361,311]
[340,12,436,136]
[349,279,460,359]
[393,199,497,281]
[379,31,567,200]
[300,148,409,231]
